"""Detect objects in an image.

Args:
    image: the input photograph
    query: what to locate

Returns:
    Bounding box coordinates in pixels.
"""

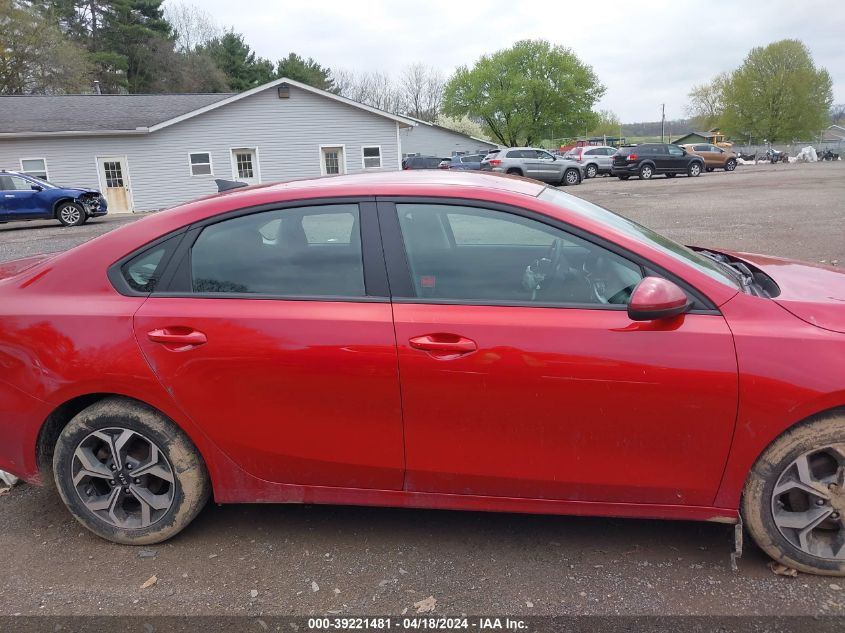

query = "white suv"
[565,145,617,178]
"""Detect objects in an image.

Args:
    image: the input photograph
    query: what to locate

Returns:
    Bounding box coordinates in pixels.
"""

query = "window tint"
[584,148,599,155]
[693,144,710,152]
[520,150,539,159]
[191,205,365,297]
[121,242,171,293]
[0,175,36,190]
[505,150,523,158]
[537,150,555,160]
[396,204,643,306]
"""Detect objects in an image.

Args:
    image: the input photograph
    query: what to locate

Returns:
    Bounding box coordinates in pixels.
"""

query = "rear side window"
[120,238,178,293]
[190,205,365,297]
[693,144,709,152]
[505,150,523,158]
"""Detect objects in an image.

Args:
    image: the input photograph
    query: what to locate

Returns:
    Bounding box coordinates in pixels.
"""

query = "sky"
[177,0,845,123]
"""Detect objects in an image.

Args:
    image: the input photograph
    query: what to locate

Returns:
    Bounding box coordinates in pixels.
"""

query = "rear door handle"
[409,334,477,358]
[147,328,207,350]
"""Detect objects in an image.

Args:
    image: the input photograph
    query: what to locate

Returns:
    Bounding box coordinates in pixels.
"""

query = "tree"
[720,40,833,142]
[685,72,729,130]
[442,40,604,146]
[434,114,490,140]
[199,30,275,92]
[165,1,219,53]
[275,52,335,92]
[333,69,403,113]
[589,109,621,138]
[0,0,92,94]
[398,63,443,121]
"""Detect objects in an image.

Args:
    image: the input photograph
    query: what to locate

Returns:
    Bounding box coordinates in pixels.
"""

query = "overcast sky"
[178,0,845,123]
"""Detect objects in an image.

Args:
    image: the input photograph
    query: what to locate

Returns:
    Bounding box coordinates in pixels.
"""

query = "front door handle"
[409,334,477,359]
[147,328,207,351]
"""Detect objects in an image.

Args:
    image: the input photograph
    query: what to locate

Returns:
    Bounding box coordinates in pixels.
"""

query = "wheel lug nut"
[833,512,841,519]
[816,499,826,506]
[134,478,140,484]
[110,465,117,471]
[123,487,130,493]
[126,464,133,470]
[109,480,115,486]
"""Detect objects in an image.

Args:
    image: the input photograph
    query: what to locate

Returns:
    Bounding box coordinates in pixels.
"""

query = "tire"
[585,164,598,178]
[638,164,654,180]
[665,173,677,178]
[505,168,523,177]
[562,169,580,186]
[53,397,210,545]
[687,162,702,177]
[742,411,845,575]
[725,158,737,172]
[56,202,86,227]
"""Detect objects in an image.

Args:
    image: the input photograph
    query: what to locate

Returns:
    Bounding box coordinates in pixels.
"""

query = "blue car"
[0,170,107,227]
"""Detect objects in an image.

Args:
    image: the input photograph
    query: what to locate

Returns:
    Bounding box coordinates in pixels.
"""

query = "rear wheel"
[53,398,210,545]
[638,164,653,180]
[56,202,86,227]
[562,169,580,186]
[743,412,845,575]
[725,158,737,171]
[506,168,523,177]
[688,162,702,177]
[585,164,598,178]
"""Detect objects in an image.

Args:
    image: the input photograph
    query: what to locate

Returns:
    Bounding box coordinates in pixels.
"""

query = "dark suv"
[402,155,448,170]
[611,144,704,180]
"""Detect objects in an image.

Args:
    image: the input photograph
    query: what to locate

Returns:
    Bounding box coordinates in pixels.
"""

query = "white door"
[320,146,346,176]
[96,156,132,213]
[231,148,259,185]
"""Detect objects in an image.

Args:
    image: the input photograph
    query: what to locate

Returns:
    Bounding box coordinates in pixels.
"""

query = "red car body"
[1,171,844,527]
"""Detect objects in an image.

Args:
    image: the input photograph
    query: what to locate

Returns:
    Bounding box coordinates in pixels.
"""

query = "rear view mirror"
[627,277,692,321]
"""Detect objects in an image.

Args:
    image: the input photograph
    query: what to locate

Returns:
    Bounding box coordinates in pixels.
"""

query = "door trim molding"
[94,154,135,213]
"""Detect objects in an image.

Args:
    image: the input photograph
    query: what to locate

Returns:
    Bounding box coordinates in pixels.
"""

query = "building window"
[189,152,213,176]
[20,158,48,180]
[235,152,254,179]
[362,146,382,169]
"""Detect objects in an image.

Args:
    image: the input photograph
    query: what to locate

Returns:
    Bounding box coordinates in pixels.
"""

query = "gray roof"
[0,93,234,134]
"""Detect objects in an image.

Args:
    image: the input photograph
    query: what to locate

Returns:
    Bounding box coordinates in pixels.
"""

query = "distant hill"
[622,118,695,138]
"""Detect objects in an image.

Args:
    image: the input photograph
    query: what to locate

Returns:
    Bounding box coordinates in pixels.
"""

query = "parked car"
[564,145,617,178]
[444,154,485,171]
[0,170,107,227]
[402,156,447,170]
[481,148,583,186]
[3,171,845,576]
[611,143,705,180]
[679,144,738,172]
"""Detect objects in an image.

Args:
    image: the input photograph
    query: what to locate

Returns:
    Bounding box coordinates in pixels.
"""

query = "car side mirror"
[30,184,44,192]
[627,277,692,321]
[552,156,557,161]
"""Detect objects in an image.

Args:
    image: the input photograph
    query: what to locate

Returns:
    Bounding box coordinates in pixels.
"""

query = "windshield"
[538,187,741,289]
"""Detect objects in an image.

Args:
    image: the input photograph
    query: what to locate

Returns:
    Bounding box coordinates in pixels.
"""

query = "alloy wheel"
[71,427,176,529]
[586,164,597,178]
[59,205,81,225]
[640,166,653,179]
[771,445,845,560]
[565,170,579,185]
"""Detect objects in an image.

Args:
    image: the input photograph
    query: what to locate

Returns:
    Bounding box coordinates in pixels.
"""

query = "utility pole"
[660,104,666,143]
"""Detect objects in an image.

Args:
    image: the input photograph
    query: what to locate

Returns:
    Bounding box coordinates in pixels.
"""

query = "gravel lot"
[1,161,844,618]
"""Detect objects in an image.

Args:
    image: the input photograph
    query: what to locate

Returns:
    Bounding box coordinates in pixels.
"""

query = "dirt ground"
[1,161,844,618]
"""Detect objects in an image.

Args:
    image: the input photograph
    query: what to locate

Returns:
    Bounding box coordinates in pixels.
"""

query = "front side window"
[668,145,684,157]
[0,175,36,191]
[20,158,48,179]
[189,152,213,176]
[362,146,382,169]
[537,151,555,160]
[191,205,365,297]
[395,204,643,306]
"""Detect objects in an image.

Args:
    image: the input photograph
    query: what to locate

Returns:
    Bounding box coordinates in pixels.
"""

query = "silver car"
[481,147,584,186]
[564,145,617,178]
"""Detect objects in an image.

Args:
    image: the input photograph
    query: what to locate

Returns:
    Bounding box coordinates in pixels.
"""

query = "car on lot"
[481,148,583,186]
[679,143,739,172]
[402,155,447,170]
[3,170,845,576]
[0,170,107,227]
[611,143,705,180]
[564,145,617,178]
[443,154,485,171]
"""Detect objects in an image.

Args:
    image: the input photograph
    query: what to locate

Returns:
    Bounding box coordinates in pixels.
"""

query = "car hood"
[731,251,845,333]
[57,187,100,196]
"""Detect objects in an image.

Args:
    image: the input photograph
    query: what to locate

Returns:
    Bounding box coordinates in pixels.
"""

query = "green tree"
[589,109,621,138]
[276,52,335,92]
[443,39,604,146]
[685,72,729,130]
[720,40,832,142]
[199,30,274,91]
[0,0,92,94]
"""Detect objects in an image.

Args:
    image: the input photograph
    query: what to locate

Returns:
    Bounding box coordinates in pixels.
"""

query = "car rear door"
[693,144,715,168]
[131,201,405,490]
[379,199,738,506]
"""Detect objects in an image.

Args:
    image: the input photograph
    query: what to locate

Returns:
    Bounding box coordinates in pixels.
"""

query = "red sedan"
[1,171,844,575]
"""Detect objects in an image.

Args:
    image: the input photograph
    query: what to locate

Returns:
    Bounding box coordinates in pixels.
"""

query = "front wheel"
[562,169,580,186]
[53,397,210,545]
[725,158,737,171]
[56,202,86,227]
[743,411,845,575]
[585,164,598,178]
[687,162,702,177]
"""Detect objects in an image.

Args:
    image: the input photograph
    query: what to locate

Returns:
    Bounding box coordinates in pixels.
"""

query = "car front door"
[132,202,405,490]
[0,174,43,219]
[381,200,738,506]
[666,144,687,172]
[535,150,560,183]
